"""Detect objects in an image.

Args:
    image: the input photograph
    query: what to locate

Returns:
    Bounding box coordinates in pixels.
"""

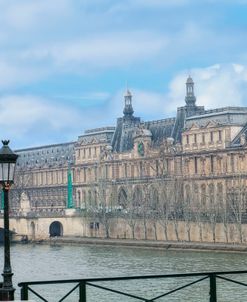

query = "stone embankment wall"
[0,216,246,244]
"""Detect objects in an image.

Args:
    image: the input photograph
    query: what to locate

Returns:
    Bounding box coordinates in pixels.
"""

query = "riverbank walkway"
[44,236,247,252]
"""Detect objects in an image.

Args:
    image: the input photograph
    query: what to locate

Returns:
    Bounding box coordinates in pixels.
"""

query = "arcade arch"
[49,221,63,237]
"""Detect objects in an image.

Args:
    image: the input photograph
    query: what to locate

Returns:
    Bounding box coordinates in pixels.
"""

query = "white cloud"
[166,64,247,111]
[109,63,247,122]
[3,0,72,30]
[0,95,83,147]
[21,32,168,71]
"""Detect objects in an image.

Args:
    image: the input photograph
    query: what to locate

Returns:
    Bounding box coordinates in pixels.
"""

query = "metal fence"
[18,270,247,302]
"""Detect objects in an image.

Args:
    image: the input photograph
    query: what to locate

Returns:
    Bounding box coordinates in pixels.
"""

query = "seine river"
[0,243,247,301]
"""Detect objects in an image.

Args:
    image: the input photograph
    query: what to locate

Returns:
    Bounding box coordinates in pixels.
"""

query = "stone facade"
[3,76,247,242]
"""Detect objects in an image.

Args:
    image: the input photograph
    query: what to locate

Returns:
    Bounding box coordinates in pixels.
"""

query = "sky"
[1,0,247,149]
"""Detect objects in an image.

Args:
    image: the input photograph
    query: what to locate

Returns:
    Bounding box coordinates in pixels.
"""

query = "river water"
[0,243,247,301]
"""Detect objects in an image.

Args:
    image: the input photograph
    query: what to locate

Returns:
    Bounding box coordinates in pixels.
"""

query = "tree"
[227,176,247,243]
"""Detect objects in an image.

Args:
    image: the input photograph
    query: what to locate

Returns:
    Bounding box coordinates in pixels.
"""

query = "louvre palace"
[9,76,247,227]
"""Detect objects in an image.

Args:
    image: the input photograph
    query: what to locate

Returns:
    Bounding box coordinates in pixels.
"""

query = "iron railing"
[18,270,247,302]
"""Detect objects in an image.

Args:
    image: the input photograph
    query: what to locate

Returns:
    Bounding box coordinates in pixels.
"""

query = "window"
[94,166,97,181]
[105,165,108,179]
[124,163,128,177]
[210,132,214,143]
[166,159,169,172]
[202,133,205,144]
[112,164,115,178]
[194,157,198,174]
[83,168,87,182]
[201,184,206,205]
[194,134,197,143]
[209,184,214,204]
[156,160,159,176]
[116,164,119,179]
[230,154,234,172]
[210,155,214,173]
[186,135,189,144]
[131,165,135,178]
[218,130,222,141]
[139,162,143,177]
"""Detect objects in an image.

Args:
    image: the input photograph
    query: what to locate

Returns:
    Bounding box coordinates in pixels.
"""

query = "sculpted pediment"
[205,121,217,129]
[188,123,200,131]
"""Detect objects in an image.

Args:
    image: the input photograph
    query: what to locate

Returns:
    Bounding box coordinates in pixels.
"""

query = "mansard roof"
[16,142,75,169]
[78,127,115,145]
[185,106,247,128]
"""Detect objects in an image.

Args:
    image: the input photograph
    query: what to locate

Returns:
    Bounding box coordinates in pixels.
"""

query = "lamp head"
[0,140,18,186]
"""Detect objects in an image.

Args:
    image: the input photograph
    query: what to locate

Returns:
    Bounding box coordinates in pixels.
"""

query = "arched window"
[150,186,159,210]
[217,183,223,204]
[133,187,142,207]
[201,184,206,206]
[209,184,214,204]
[185,184,191,204]
[118,188,128,209]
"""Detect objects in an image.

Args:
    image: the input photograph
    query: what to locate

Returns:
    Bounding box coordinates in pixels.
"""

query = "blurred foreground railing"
[18,270,247,302]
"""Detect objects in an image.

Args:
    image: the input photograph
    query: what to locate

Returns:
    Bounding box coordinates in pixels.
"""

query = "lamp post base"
[0,285,15,301]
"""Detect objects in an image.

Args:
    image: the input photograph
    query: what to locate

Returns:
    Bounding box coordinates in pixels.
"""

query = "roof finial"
[123,88,134,118]
[185,75,196,106]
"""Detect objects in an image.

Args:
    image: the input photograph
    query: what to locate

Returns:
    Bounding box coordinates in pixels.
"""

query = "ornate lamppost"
[0,140,18,301]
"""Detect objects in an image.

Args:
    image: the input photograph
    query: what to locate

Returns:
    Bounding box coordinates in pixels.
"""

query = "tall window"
[156,160,159,176]
[210,155,214,173]
[83,168,87,182]
[112,164,115,178]
[131,165,134,178]
[139,161,143,177]
[217,183,223,204]
[201,184,206,205]
[94,166,97,181]
[186,135,189,144]
[116,164,119,179]
[218,130,222,141]
[194,134,197,143]
[194,157,198,174]
[230,154,234,172]
[210,132,214,143]
[209,184,214,204]
[202,133,205,144]
[124,163,128,177]
[105,165,108,179]
[77,191,81,206]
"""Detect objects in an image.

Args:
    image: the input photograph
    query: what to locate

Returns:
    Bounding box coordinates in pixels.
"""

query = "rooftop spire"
[123,89,134,118]
[185,75,196,107]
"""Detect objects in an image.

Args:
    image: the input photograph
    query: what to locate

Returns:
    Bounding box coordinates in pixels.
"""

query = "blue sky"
[1,0,247,149]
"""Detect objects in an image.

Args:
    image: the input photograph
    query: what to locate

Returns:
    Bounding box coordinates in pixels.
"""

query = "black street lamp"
[0,140,18,301]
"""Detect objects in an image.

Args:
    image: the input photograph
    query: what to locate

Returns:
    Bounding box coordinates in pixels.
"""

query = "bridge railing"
[18,270,247,302]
